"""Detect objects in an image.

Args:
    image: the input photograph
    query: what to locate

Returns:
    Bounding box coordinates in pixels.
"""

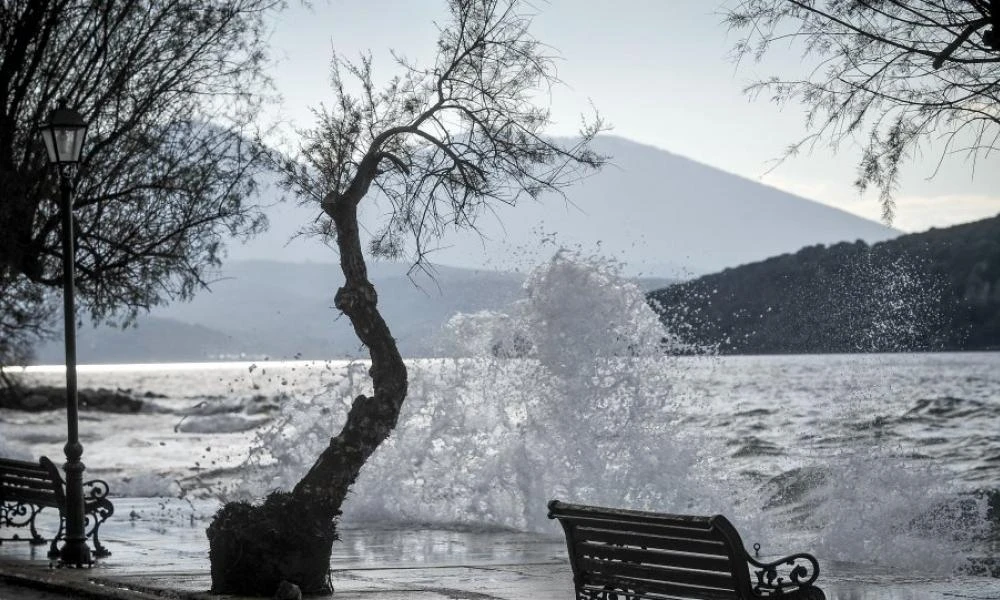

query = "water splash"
[226,251,728,528]
[792,346,992,573]
[804,447,989,574]
[218,250,992,574]
[833,250,948,353]
[348,252,733,530]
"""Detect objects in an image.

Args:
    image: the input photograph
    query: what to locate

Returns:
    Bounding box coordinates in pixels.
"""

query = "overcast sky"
[262,0,1000,234]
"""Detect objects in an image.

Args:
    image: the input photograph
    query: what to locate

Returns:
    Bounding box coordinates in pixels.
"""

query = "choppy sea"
[3,352,998,579]
[2,254,998,596]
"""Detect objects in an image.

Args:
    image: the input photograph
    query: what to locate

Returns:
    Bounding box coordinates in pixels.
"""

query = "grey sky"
[262,0,1000,233]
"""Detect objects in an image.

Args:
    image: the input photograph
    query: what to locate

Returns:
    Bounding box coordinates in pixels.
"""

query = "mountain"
[226,135,901,277]
[32,134,904,364]
[65,317,237,364]
[32,259,678,364]
[647,214,1000,354]
[35,261,527,363]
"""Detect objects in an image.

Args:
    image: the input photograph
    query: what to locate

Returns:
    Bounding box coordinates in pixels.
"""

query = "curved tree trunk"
[203,1,601,590]
[207,181,408,596]
[291,194,408,514]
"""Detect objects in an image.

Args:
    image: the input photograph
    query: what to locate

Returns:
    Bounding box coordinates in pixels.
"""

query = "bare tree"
[724,0,1000,222]
[0,0,281,363]
[206,0,606,595]
[0,273,53,389]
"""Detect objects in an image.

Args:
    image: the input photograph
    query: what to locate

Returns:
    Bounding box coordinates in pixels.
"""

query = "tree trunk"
[207,188,408,596]
[0,367,20,392]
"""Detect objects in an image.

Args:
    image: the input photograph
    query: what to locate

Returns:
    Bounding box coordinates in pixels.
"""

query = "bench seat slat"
[547,503,715,528]
[575,526,728,556]
[1,489,62,508]
[576,541,734,573]
[1,473,57,487]
[2,481,58,494]
[0,464,53,477]
[1,479,59,494]
[583,572,737,600]
[562,515,719,540]
[0,458,50,471]
[1,483,62,498]
[2,472,61,487]
[579,556,735,591]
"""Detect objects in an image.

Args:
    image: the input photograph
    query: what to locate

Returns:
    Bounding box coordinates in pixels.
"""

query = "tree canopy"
[0,0,281,364]
[280,0,606,267]
[725,0,1000,222]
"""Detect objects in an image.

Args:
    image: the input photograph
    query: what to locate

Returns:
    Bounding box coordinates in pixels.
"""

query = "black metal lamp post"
[39,99,91,567]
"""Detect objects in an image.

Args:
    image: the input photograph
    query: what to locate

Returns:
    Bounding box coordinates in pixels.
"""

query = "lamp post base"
[59,539,92,568]
[61,447,92,568]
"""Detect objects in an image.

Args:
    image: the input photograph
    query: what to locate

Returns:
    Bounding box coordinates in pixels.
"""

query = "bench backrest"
[548,500,755,600]
[0,456,64,509]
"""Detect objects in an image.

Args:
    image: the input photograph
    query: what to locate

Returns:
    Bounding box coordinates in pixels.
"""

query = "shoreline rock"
[0,385,147,413]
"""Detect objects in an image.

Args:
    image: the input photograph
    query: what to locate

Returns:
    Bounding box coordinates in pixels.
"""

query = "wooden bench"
[548,500,824,600]
[0,456,114,560]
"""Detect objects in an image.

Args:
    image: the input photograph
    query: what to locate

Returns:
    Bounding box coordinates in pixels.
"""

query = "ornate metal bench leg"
[48,514,65,560]
[91,520,111,558]
[81,480,114,558]
[27,506,47,546]
[799,587,826,600]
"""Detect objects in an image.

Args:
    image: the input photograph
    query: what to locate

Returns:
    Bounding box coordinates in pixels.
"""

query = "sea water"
[2,251,998,583]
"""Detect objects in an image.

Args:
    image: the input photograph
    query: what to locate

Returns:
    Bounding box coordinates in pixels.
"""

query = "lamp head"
[40,99,88,166]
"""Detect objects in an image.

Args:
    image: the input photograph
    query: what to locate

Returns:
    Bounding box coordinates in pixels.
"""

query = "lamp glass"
[40,103,88,165]
[41,126,86,165]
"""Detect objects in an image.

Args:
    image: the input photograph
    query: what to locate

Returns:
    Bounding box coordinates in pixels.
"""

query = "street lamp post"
[39,99,91,567]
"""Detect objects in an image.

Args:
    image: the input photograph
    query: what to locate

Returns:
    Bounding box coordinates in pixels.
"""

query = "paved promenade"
[1,498,999,599]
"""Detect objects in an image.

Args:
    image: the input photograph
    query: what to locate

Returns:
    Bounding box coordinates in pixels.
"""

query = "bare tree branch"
[726,0,1000,221]
[0,0,281,348]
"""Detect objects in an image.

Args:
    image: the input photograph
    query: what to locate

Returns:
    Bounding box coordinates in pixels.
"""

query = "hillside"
[647,215,1000,353]
[63,317,237,364]
[34,261,529,363]
[32,259,677,364]
[228,135,900,277]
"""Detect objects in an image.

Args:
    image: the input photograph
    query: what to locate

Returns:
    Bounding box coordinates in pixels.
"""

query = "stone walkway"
[1,498,999,599]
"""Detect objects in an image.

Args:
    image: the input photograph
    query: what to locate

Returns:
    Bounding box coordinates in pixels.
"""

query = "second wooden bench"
[548,500,824,600]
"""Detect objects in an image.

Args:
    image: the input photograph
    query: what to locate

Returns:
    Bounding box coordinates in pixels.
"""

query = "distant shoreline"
[8,347,1000,372]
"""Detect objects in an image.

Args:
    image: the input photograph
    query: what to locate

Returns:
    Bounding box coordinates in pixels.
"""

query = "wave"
[902,396,992,420]
[761,467,827,509]
[731,436,785,458]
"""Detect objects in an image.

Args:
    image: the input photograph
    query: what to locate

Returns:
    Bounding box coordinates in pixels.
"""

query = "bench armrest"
[82,479,110,501]
[82,479,113,515]
[746,550,821,593]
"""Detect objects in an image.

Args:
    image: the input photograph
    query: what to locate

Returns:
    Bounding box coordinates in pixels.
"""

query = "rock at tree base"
[274,580,303,600]
[207,491,338,596]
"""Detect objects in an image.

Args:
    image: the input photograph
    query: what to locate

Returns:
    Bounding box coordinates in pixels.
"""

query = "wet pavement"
[0,581,74,600]
[1,498,999,599]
